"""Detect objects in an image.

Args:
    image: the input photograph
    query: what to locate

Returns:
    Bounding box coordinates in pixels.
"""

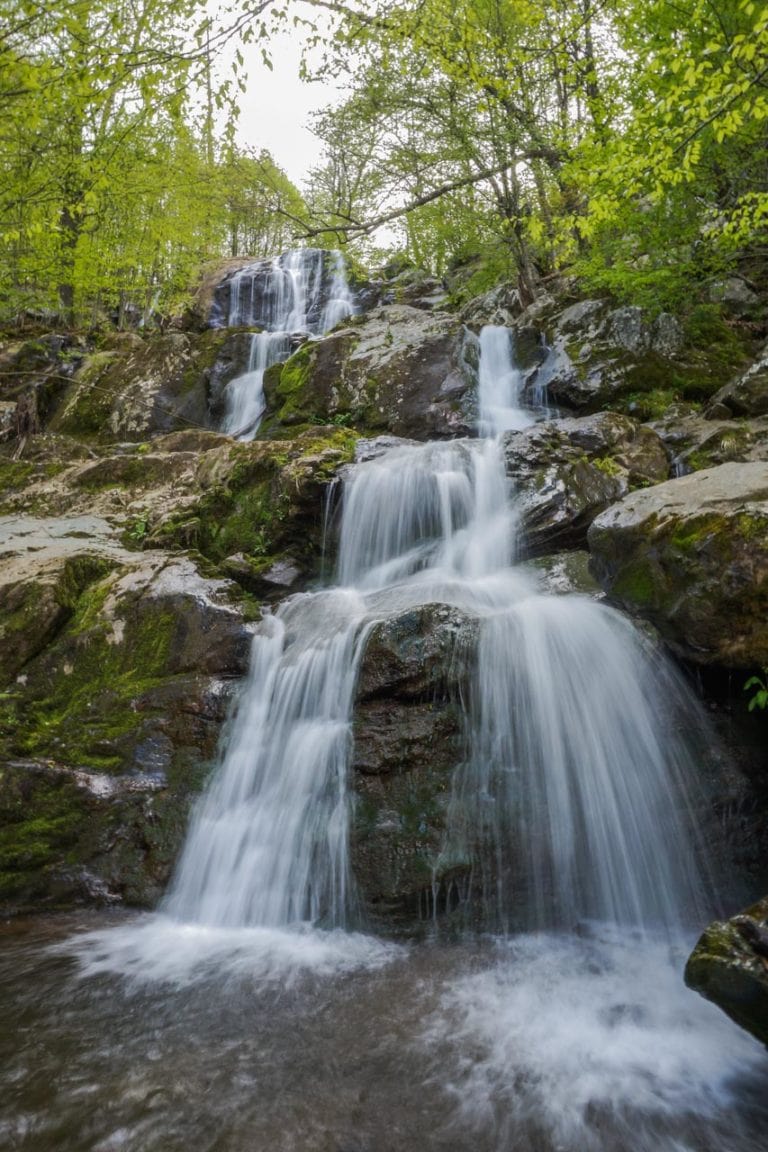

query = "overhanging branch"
[290,151,561,238]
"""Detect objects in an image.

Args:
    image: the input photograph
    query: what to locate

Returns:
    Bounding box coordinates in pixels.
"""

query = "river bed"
[2,912,766,1152]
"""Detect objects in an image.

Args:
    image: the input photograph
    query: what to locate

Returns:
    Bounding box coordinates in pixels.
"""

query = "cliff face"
[1,263,766,967]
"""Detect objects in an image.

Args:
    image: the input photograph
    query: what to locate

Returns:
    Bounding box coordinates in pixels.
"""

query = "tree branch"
[291,151,561,237]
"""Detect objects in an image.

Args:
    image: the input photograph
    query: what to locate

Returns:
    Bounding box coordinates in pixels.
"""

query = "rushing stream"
[2,318,767,1150]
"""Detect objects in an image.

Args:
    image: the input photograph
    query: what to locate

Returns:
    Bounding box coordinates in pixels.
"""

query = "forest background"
[1,0,767,328]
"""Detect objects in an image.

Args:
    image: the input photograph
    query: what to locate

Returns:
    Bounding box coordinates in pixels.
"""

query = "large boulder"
[707,341,768,419]
[350,604,477,927]
[262,305,474,439]
[686,896,768,1048]
[0,515,252,912]
[48,331,229,442]
[525,300,685,412]
[588,463,768,666]
[504,411,669,555]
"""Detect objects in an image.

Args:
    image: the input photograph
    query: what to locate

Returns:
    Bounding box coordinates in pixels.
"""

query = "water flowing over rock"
[588,462,768,666]
[155,323,713,938]
[209,248,355,332]
[207,248,356,440]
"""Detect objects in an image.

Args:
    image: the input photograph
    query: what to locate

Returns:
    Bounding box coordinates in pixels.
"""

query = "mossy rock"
[150,427,358,584]
[588,462,768,665]
[686,896,768,1048]
[49,330,229,443]
[0,540,251,914]
[261,305,471,439]
[350,604,478,929]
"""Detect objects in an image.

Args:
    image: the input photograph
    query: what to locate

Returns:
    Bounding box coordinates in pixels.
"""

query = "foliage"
[745,670,768,712]
[294,0,768,303]
[0,0,305,327]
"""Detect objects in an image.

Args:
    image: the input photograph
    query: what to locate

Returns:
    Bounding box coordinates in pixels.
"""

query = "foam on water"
[60,915,401,988]
[424,928,768,1151]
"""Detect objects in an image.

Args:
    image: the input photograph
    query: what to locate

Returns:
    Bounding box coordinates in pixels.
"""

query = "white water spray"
[221,248,354,440]
[58,320,768,1149]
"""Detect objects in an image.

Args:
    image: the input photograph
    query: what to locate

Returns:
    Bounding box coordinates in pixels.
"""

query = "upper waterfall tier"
[209,248,355,333]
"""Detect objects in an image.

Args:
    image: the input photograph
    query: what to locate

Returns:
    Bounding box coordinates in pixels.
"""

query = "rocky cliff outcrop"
[262,305,475,438]
[504,411,669,555]
[0,515,251,911]
[588,463,768,667]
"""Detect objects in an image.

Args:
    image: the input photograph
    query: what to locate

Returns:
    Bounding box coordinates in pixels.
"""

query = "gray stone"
[264,304,474,439]
[503,412,669,555]
[709,277,759,315]
[588,462,768,666]
[351,604,477,926]
[707,343,768,419]
[686,896,768,1048]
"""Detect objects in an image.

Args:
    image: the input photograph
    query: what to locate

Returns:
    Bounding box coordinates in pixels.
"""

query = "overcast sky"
[234,26,342,190]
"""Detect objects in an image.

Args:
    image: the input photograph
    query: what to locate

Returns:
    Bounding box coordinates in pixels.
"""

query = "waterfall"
[163,321,709,940]
[167,593,370,928]
[220,248,354,440]
[478,325,536,435]
[221,331,289,440]
[55,321,765,1152]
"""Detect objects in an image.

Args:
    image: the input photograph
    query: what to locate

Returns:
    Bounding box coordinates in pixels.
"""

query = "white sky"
[234,26,343,190]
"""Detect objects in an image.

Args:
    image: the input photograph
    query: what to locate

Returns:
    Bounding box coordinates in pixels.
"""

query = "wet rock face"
[0,517,251,913]
[686,896,768,1048]
[207,249,357,330]
[350,604,477,928]
[522,299,684,412]
[503,411,669,556]
[262,305,475,439]
[588,462,768,666]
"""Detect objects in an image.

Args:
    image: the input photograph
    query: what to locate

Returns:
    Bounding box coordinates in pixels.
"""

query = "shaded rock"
[588,463,768,666]
[503,412,669,555]
[709,277,760,316]
[0,519,252,913]
[350,604,477,927]
[48,331,229,442]
[262,305,473,439]
[685,896,768,1048]
[707,342,768,418]
[647,409,768,474]
[525,299,684,412]
[0,335,85,437]
[384,267,449,311]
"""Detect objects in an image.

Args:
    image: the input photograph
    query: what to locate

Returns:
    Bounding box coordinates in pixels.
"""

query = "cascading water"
[51,321,768,1152]
[221,331,289,439]
[478,325,536,434]
[164,316,710,942]
[220,248,354,440]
